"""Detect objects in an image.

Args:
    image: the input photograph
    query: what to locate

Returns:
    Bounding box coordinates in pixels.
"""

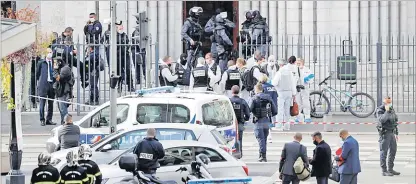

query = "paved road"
[1,133,415,184]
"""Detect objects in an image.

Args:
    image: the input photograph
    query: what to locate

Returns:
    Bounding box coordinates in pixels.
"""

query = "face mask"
[46,53,53,59]
[117,29,123,33]
[89,18,95,22]
[313,140,318,145]
[180,59,187,66]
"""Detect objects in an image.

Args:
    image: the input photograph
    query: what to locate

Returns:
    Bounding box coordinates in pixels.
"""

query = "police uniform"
[221,65,241,97]
[230,95,250,156]
[133,137,165,175]
[248,10,270,57]
[174,56,191,90]
[182,7,203,67]
[250,93,277,161]
[131,29,146,85]
[116,30,133,91]
[31,165,61,184]
[376,105,400,175]
[78,159,102,184]
[85,49,100,105]
[239,11,255,58]
[190,64,209,91]
[262,82,278,126]
[158,61,178,87]
[83,20,102,44]
[60,165,89,184]
[213,14,235,73]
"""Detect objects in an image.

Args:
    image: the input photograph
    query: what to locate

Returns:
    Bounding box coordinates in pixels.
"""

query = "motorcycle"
[117,154,177,184]
[175,154,213,183]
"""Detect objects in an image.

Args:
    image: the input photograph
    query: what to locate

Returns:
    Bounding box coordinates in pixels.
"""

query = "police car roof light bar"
[135,86,176,96]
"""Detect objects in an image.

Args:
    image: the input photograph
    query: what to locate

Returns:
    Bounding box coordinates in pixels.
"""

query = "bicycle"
[309,75,376,118]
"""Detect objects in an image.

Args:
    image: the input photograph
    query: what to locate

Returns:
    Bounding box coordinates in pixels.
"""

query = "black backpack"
[240,67,257,91]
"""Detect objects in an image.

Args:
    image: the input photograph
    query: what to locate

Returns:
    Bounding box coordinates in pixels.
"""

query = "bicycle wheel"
[348,92,376,118]
[309,91,331,118]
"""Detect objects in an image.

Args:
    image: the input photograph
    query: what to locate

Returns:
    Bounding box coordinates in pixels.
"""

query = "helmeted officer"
[213,12,235,73]
[115,20,134,92]
[229,85,250,156]
[376,96,401,176]
[182,7,204,67]
[250,83,277,162]
[133,128,165,175]
[189,57,209,91]
[78,144,102,184]
[83,13,102,44]
[158,56,178,87]
[31,152,61,184]
[204,8,223,61]
[221,60,241,98]
[60,150,89,184]
[238,10,255,58]
[173,53,192,90]
[249,10,270,57]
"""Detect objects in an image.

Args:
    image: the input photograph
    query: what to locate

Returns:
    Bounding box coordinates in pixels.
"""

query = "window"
[137,104,190,124]
[90,129,124,148]
[210,130,227,145]
[79,104,129,128]
[160,147,193,166]
[202,100,233,127]
[194,147,226,162]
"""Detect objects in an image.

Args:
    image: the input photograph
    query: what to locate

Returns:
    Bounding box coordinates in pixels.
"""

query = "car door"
[156,147,193,183]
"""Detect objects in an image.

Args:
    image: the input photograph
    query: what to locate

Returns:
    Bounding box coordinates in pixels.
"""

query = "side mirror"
[101,144,112,152]
[117,117,122,125]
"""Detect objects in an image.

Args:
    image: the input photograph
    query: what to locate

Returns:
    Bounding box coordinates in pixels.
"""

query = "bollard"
[323,113,333,132]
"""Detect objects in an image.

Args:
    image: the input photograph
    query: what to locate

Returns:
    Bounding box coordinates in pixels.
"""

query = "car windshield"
[202,100,233,127]
[90,129,124,148]
[137,104,191,124]
[109,147,135,165]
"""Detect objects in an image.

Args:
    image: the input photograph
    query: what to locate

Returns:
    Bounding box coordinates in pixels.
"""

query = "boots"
[388,169,401,175]
[382,168,393,176]
[258,153,267,162]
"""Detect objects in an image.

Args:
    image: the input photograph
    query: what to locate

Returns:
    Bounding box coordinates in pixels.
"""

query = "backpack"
[240,66,257,91]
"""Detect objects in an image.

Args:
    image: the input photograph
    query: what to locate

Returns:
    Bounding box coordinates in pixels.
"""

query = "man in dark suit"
[279,132,309,184]
[37,48,57,126]
[335,129,361,184]
[309,131,331,184]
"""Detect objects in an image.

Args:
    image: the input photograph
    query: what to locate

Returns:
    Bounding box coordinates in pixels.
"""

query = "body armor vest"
[186,18,203,41]
[253,97,271,119]
[192,66,208,87]
[231,98,244,123]
[159,65,174,86]
[225,68,241,90]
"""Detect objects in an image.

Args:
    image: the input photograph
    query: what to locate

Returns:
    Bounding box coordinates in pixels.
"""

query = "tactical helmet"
[38,152,52,166]
[245,10,254,20]
[66,150,79,167]
[78,144,93,160]
[189,7,203,18]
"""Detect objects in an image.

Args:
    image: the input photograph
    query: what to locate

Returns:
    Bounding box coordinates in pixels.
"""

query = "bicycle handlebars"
[318,75,332,86]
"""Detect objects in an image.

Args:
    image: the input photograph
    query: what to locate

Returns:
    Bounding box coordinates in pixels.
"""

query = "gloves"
[303,74,315,83]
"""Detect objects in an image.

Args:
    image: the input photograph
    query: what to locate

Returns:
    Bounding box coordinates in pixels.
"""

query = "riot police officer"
[189,57,209,91]
[60,150,89,184]
[174,53,192,90]
[213,12,235,73]
[182,7,204,67]
[250,83,277,162]
[78,144,102,184]
[229,85,250,156]
[376,96,400,176]
[31,152,61,184]
[238,11,255,58]
[204,8,223,61]
[249,10,271,57]
[158,56,178,87]
[133,128,165,175]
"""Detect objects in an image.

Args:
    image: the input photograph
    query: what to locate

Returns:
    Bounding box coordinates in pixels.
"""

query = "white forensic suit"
[158,59,178,86]
[220,65,242,98]
[246,56,256,70]
[206,62,222,94]
[272,64,297,130]
[295,65,314,122]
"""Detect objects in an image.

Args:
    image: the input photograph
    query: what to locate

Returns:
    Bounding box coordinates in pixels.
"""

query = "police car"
[46,87,239,155]
[50,124,234,171]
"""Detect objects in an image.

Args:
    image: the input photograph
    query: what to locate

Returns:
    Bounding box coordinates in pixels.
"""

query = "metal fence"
[239,34,415,113]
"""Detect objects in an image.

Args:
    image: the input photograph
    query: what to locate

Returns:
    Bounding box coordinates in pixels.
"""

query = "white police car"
[46,87,239,155]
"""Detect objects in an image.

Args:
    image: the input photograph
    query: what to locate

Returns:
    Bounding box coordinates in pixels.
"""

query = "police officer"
[250,83,277,162]
[115,20,134,92]
[272,57,297,131]
[78,144,102,184]
[221,60,241,98]
[173,53,192,90]
[85,46,100,105]
[132,28,146,85]
[189,57,209,91]
[249,51,268,95]
[133,128,165,175]
[83,13,102,44]
[182,7,204,67]
[229,85,250,156]
[204,8,223,61]
[249,10,270,57]
[213,13,235,73]
[376,96,400,176]
[31,152,61,184]
[158,56,178,87]
[60,150,89,184]
[238,11,255,58]
[205,53,222,93]
[258,75,277,143]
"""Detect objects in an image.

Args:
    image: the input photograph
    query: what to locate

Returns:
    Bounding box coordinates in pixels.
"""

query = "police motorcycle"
[117,154,177,184]
[175,154,213,183]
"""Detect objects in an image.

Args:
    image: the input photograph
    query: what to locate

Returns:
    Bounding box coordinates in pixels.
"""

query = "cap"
[115,20,122,25]
[311,131,322,137]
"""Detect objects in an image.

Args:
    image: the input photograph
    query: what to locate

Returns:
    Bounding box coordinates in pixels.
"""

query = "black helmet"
[245,10,254,20]
[215,8,223,15]
[189,7,203,18]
